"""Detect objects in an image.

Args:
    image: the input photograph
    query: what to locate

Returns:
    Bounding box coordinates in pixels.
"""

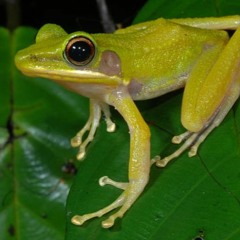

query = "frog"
[15,15,240,228]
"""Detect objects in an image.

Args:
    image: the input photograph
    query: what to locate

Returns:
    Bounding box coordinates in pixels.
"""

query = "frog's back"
[95,18,229,100]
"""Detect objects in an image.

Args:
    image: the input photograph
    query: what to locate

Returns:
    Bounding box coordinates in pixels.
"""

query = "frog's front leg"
[155,27,240,167]
[71,99,116,160]
[71,86,151,228]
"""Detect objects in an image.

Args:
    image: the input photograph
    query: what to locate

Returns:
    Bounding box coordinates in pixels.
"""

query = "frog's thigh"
[182,28,240,133]
[156,30,240,167]
[171,15,240,29]
[181,42,224,132]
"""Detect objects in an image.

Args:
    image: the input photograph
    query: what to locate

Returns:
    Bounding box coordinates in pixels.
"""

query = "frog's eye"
[64,36,95,66]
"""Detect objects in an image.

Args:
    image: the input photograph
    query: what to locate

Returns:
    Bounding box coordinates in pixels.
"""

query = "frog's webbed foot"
[71,176,145,228]
[71,99,116,160]
[153,118,218,167]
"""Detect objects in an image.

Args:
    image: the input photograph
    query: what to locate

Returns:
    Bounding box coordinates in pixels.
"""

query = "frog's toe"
[71,177,147,228]
[71,135,82,147]
[99,176,128,190]
[71,191,126,227]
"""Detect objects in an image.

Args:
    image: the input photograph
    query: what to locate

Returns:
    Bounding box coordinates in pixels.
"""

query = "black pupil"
[68,40,92,63]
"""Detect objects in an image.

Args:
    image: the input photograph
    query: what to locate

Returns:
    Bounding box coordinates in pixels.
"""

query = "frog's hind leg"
[155,27,240,168]
[154,114,223,167]
[171,15,240,30]
[155,83,239,168]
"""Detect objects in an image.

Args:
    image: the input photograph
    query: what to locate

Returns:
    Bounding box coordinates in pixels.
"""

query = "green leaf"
[1,1,240,240]
[0,28,81,239]
[0,28,10,147]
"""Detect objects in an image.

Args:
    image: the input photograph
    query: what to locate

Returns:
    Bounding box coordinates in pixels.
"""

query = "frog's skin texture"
[15,16,240,228]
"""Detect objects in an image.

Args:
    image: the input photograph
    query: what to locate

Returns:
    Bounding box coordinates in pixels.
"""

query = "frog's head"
[15,24,122,86]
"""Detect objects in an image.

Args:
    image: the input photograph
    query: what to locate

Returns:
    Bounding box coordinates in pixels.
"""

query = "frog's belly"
[128,74,188,100]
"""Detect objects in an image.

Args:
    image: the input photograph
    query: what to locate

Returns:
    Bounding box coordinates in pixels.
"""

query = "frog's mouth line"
[16,64,121,86]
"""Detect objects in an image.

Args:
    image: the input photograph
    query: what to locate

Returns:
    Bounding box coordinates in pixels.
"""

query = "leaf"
[0,28,81,239]
[0,27,12,238]
[0,28,10,147]
[1,1,240,240]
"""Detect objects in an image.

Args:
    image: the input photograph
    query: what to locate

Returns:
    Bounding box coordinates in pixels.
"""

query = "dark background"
[0,0,147,32]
